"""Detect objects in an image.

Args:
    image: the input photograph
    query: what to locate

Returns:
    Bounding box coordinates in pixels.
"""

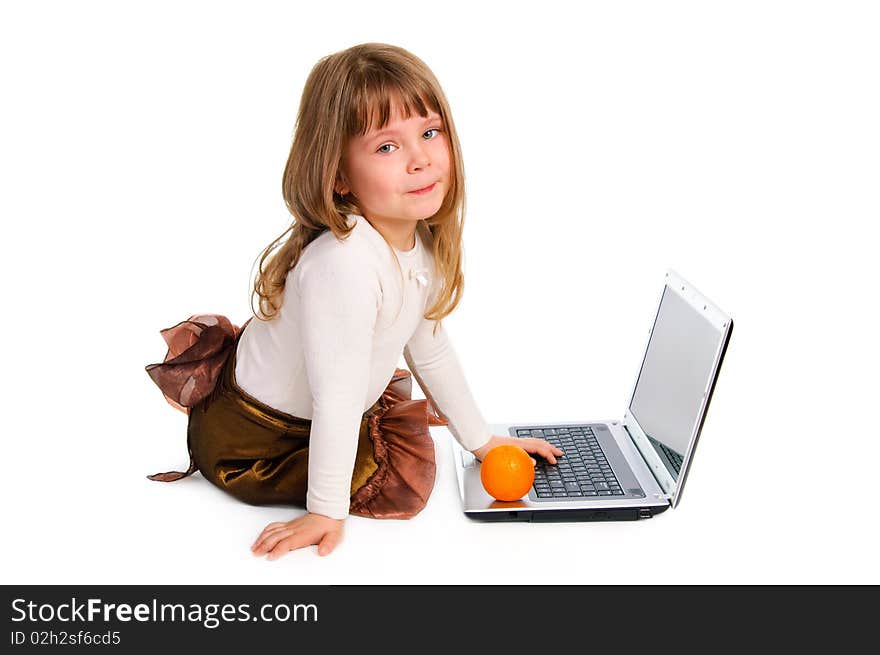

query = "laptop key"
[564,482,580,492]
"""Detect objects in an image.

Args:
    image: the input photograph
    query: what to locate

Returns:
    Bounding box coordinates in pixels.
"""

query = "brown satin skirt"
[145,314,447,520]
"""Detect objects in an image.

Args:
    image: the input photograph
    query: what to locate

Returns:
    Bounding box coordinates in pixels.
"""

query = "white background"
[2,0,878,584]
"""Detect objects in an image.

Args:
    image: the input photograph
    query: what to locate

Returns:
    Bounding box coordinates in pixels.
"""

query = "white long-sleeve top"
[234,213,492,519]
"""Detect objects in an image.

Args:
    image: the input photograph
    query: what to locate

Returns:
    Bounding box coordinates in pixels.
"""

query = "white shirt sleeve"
[295,249,381,520]
[403,315,492,453]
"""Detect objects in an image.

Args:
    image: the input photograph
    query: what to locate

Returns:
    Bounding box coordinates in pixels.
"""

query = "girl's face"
[337,102,450,225]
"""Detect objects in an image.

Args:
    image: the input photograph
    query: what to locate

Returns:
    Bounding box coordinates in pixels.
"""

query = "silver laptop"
[452,269,733,522]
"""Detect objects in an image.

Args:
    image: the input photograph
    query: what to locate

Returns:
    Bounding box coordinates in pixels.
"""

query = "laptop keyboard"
[516,426,624,498]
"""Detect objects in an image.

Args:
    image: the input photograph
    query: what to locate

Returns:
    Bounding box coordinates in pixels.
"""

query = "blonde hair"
[251,42,467,337]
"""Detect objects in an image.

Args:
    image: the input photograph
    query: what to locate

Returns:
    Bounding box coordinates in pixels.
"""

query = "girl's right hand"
[251,512,345,559]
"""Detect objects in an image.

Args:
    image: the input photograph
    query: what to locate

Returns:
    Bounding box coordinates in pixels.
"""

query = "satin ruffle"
[349,368,448,519]
[145,313,248,415]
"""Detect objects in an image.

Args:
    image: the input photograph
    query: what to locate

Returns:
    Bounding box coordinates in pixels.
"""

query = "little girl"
[145,42,562,560]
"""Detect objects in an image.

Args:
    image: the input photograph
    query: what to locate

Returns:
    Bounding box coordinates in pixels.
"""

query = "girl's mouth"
[408,182,436,195]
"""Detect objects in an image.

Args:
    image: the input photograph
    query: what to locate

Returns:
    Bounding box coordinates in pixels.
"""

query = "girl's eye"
[376,128,442,154]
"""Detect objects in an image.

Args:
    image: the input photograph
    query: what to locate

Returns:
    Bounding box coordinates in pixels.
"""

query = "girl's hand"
[471,435,564,465]
[251,512,345,560]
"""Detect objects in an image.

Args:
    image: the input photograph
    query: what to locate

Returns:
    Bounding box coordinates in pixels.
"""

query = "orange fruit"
[480,445,535,501]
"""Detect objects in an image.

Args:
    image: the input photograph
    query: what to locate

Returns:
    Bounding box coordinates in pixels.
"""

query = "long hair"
[251,43,467,337]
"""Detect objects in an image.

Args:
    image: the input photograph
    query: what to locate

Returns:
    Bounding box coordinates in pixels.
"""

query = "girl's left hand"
[471,435,564,465]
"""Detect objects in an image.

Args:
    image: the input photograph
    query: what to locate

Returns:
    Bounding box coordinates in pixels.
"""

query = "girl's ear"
[335,171,350,196]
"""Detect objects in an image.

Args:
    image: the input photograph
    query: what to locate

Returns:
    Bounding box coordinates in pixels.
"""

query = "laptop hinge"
[622,413,676,498]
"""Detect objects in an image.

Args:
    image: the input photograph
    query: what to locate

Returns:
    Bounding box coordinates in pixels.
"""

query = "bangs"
[345,71,443,138]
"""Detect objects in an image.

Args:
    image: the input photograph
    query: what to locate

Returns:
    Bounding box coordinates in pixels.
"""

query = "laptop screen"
[628,284,724,481]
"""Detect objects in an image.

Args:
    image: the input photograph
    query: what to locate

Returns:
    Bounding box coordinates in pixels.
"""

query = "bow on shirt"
[408,267,429,288]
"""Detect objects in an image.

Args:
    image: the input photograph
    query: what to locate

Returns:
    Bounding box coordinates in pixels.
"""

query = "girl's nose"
[407,149,430,173]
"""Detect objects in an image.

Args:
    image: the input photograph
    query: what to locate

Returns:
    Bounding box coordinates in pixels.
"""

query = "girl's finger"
[536,445,558,464]
[267,533,312,560]
[261,521,287,534]
[254,522,286,541]
[317,530,342,557]
[531,437,561,451]
[256,528,296,555]
[252,525,288,550]
[516,438,562,464]
[522,442,557,464]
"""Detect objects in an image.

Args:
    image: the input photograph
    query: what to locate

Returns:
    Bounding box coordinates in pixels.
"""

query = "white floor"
[5,391,878,584]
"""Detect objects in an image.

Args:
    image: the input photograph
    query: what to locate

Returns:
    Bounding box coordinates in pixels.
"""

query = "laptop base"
[465,505,670,522]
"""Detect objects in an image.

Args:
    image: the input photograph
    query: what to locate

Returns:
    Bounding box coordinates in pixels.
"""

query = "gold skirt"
[145,314,447,519]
